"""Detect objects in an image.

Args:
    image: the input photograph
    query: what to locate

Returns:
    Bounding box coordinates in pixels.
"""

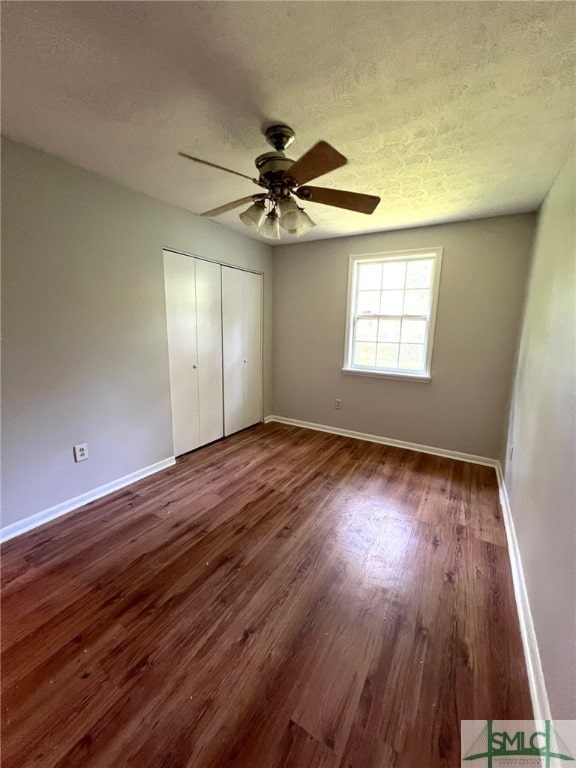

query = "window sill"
[341,367,431,383]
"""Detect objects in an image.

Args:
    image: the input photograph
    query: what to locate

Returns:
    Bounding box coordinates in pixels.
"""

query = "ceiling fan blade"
[201,195,262,217]
[295,185,380,214]
[286,141,347,186]
[179,152,256,182]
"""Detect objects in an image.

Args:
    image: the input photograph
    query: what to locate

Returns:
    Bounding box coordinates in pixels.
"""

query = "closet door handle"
[192,364,198,369]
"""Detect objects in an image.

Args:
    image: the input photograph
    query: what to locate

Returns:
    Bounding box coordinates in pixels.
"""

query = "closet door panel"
[195,259,224,445]
[242,271,263,428]
[222,266,245,436]
[163,251,200,455]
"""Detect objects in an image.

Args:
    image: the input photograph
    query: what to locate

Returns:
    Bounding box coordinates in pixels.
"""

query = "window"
[343,248,442,381]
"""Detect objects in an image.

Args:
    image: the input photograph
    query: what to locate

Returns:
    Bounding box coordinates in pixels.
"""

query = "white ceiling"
[1,2,574,244]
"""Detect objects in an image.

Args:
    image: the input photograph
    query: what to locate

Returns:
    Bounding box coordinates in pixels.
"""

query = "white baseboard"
[495,464,551,722]
[264,415,499,467]
[0,457,175,544]
[265,414,549,720]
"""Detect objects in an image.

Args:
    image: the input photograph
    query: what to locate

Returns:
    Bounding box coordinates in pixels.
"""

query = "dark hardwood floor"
[1,423,532,767]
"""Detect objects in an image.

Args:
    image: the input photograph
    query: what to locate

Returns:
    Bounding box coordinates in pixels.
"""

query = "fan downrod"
[264,124,295,152]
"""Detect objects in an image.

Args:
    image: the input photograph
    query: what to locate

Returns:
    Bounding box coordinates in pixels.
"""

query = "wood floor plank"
[1,423,532,768]
[270,720,339,768]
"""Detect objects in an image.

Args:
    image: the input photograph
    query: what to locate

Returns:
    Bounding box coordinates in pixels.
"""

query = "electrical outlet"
[335,399,343,410]
[74,443,89,462]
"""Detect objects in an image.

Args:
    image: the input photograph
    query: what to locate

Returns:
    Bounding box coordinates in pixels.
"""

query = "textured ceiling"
[1,1,575,244]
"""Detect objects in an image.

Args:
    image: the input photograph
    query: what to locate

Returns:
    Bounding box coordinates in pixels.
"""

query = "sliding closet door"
[222,266,245,436]
[165,253,261,452]
[195,259,224,446]
[222,266,263,436]
[163,251,200,455]
[242,271,263,428]
[164,251,224,456]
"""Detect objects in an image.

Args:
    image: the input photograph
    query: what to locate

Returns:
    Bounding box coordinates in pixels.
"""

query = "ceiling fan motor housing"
[255,151,295,186]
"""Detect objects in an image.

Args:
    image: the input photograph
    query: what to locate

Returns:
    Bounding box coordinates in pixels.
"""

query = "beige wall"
[272,214,534,458]
[504,149,576,718]
[1,137,273,528]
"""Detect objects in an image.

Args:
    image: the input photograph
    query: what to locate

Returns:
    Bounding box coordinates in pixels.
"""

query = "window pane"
[399,344,424,370]
[356,290,381,314]
[357,262,382,290]
[380,290,404,314]
[381,261,406,289]
[406,259,433,289]
[378,318,401,342]
[401,318,426,344]
[376,343,399,368]
[356,317,378,342]
[404,289,430,315]
[354,342,376,366]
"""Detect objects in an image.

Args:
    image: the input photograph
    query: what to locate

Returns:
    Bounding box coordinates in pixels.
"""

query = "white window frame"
[343,247,443,382]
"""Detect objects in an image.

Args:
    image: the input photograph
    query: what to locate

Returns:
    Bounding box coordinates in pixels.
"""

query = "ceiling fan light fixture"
[239,199,267,232]
[259,209,281,240]
[278,197,302,231]
[287,208,316,237]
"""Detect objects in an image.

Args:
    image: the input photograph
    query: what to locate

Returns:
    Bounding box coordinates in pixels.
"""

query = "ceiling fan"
[179,124,381,239]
